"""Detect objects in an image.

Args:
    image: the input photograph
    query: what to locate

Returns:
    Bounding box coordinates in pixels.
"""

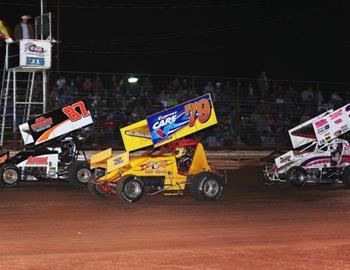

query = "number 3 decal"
[184,98,211,127]
[62,101,90,122]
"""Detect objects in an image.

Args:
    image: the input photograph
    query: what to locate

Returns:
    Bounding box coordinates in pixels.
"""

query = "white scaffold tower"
[0,12,53,146]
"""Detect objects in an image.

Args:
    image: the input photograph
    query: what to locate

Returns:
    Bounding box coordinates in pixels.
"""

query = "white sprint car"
[263,105,350,188]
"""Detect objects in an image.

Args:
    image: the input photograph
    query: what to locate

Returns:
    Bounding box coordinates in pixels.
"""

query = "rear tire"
[68,161,92,187]
[0,164,20,186]
[116,175,144,203]
[287,166,307,187]
[343,166,350,189]
[190,172,224,201]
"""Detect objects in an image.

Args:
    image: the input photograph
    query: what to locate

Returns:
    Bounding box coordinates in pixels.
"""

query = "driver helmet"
[175,147,187,158]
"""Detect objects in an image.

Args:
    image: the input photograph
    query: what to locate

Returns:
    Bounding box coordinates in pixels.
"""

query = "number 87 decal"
[62,101,90,122]
[184,98,211,127]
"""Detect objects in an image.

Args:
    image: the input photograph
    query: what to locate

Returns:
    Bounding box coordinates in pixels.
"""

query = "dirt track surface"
[1,167,350,270]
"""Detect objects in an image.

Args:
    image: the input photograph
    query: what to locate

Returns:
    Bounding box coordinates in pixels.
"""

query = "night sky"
[1,0,350,81]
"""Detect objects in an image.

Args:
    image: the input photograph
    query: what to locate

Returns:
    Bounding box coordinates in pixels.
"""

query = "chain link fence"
[19,71,350,150]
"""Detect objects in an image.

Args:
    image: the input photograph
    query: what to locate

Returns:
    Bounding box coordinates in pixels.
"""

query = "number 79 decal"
[184,98,211,127]
[62,101,90,122]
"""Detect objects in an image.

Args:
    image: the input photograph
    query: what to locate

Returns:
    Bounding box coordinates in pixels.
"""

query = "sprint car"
[0,100,93,187]
[263,104,350,187]
[88,94,225,203]
[263,138,350,187]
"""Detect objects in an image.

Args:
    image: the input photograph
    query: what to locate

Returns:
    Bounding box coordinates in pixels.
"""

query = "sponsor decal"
[329,109,343,120]
[142,160,172,174]
[334,119,342,124]
[26,56,45,65]
[279,155,291,164]
[24,42,46,55]
[315,118,328,128]
[334,130,342,137]
[30,116,53,132]
[113,156,124,165]
[125,130,151,139]
[27,156,48,165]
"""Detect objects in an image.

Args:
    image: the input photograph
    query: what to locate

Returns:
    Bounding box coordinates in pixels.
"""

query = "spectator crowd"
[46,71,350,150]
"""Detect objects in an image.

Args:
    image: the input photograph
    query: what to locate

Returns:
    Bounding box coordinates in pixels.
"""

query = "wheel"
[116,175,144,203]
[342,166,350,189]
[87,181,112,198]
[260,163,276,186]
[190,172,224,201]
[68,161,92,187]
[287,166,307,187]
[0,164,20,186]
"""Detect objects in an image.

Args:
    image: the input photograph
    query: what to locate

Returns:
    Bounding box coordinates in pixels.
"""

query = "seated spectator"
[275,95,284,109]
[102,114,117,144]
[315,89,324,112]
[83,78,93,94]
[257,71,269,98]
[204,81,214,96]
[166,93,178,107]
[301,87,314,102]
[168,78,180,92]
[158,90,167,107]
[330,91,343,108]
[55,76,66,90]
[141,77,154,98]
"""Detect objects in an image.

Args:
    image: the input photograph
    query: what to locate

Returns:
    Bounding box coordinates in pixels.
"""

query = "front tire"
[260,163,276,187]
[116,175,144,203]
[190,172,224,201]
[68,162,92,187]
[0,164,20,186]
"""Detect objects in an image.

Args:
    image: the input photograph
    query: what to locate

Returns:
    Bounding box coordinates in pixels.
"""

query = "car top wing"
[19,100,93,146]
[120,119,153,152]
[289,103,350,149]
[288,109,333,149]
[120,94,217,151]
[312,104,350,146]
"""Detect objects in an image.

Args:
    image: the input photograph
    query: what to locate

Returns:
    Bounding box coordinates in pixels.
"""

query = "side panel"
[120,119,153,152]
[90,148,112,169]
[17,153,59,180]
[275,150,295,169]
[187,143,211,175]
[288,110,332,149]
[106,152,129,173]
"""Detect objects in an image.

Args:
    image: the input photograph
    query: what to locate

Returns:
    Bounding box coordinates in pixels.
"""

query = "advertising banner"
[19,39,51,69]
[146,94,217,147]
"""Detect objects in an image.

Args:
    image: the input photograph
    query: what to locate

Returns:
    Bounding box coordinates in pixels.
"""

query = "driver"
[330,142,342,166]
